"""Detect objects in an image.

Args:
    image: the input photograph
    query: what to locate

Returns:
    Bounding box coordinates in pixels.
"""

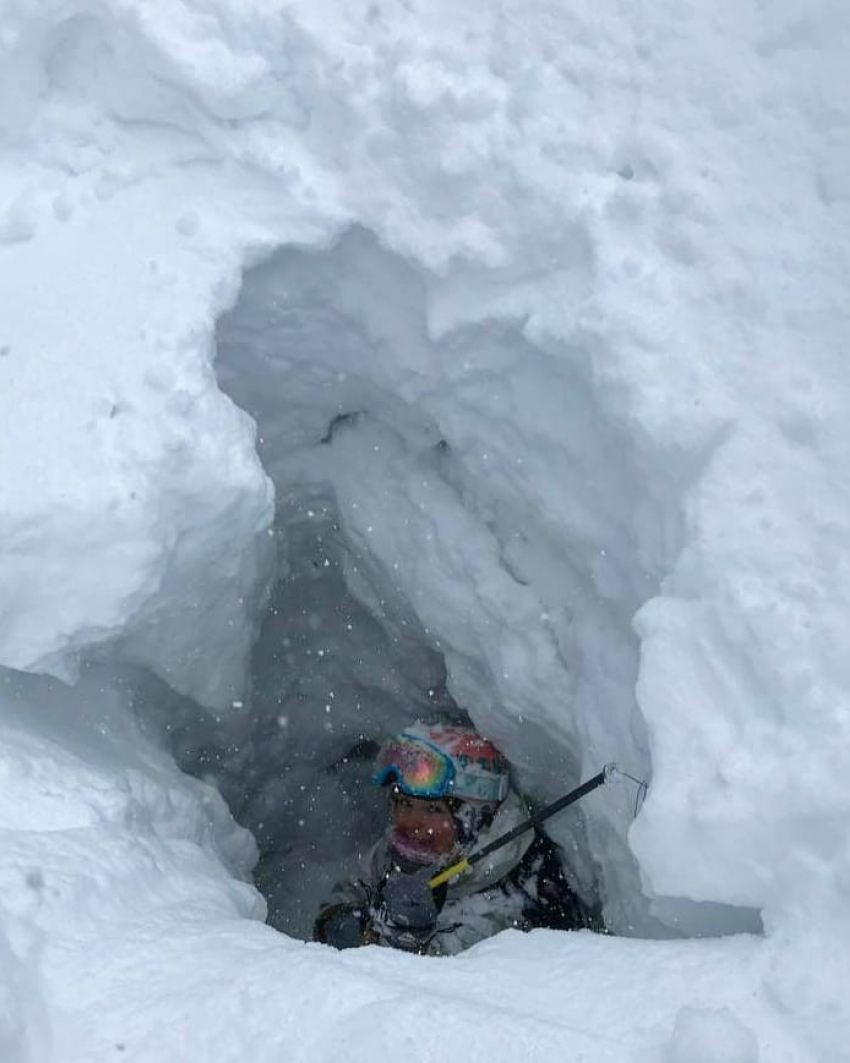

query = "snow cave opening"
[142,226,762,942]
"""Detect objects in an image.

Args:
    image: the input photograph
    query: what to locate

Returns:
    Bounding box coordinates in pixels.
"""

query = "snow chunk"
[0,192,36,244]
[665,1006,759,1063]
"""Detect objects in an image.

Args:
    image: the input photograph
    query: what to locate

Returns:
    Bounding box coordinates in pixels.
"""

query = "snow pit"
[1,0,848,1057]
[128,224,761,941]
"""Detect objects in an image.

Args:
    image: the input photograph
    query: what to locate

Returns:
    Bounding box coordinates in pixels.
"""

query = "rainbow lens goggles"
[373,733,456,798]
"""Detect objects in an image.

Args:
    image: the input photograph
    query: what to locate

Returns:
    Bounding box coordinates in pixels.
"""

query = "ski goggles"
[372,733,456,798]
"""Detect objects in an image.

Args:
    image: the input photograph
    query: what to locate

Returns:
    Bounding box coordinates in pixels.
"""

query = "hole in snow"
[135,226,762,942]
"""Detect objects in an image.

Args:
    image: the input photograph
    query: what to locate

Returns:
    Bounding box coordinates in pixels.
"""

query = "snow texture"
[1,0,849,1060]
[665,1006,760,1063]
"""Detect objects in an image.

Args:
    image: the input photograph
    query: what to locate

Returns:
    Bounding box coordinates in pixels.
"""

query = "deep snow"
[1,0,849,1060]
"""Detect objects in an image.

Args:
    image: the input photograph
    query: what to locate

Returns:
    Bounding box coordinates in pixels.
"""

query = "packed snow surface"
[1,0,849,1060]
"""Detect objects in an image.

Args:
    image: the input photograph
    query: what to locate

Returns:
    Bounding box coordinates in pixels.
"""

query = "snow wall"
[1,1,849,1060]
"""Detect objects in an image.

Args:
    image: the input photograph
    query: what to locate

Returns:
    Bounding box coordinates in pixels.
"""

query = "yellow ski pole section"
[429,857,472,889]
[428,765,616,892]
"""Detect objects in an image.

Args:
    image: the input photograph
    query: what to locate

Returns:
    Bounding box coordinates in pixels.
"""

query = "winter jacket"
[314,788,604,955]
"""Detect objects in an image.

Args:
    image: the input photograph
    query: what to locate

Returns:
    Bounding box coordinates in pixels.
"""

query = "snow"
[1,0,850,1060]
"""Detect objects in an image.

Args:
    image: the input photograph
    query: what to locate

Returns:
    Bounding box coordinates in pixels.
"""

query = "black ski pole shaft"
[429,764,614,890]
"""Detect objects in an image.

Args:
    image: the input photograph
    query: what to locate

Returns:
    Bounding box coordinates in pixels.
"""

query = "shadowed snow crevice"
[142,225,761,940]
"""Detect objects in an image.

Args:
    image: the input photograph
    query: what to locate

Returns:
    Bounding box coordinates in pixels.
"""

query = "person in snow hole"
[313,722,604,955]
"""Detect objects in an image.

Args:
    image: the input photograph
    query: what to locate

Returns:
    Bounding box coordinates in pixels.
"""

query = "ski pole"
[428,763,617,890]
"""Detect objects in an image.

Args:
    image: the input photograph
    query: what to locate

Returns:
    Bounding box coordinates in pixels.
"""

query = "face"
[388,790,459,863]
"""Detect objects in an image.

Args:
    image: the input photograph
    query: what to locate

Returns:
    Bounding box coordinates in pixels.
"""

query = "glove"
[381,868,440,930]
[317,906,367,950]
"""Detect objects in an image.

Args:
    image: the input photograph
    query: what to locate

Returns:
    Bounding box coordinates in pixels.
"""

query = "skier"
[313,721,604,955]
